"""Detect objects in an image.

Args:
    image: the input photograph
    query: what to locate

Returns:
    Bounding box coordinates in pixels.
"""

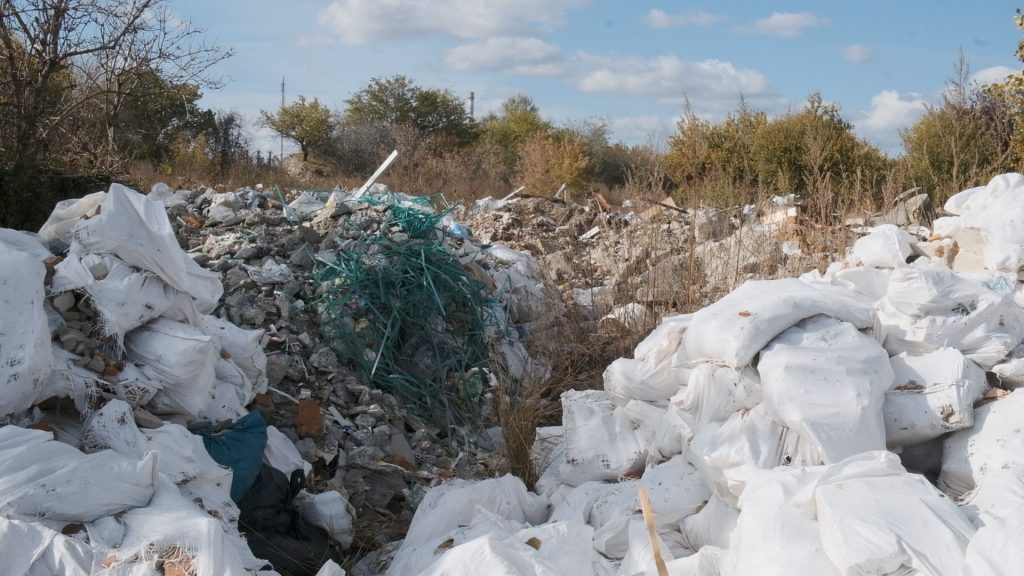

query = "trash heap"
[0,183,353,575]
[380,173,1024,576]
[458,192,824,327]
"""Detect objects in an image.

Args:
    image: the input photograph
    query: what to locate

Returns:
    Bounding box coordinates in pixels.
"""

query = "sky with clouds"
[174,0,1022,156]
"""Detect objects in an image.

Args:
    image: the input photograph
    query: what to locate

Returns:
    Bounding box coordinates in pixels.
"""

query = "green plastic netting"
[312,193,498,430]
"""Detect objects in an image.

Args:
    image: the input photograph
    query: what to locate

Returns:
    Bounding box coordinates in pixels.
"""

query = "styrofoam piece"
[684,278,875,367]
[940,389,1024,499]
[758,316,891,463]
[72,183,222,313]
[885,348,988,446]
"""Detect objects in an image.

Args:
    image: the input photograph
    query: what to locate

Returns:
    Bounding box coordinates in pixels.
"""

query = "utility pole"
[468,91,475,119]
[280,76,285,161]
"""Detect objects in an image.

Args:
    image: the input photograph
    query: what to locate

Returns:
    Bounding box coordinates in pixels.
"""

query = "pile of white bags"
[392,173,1024,576]
[0,183,339,576]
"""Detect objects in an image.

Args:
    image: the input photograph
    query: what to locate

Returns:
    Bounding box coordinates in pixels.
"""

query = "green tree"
[260,95,333,162]
[0,0,229,171]
[667,93,888,205]
[479,95,551,168]
[986,9,1024,169]
[343,75,474,144]
[903,57,1015,200]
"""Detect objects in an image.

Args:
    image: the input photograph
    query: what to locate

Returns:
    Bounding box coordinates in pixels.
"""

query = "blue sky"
[173,0,1022,156]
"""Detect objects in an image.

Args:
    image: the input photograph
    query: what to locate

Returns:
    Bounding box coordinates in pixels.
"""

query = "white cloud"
[842,44,873,63]
[855,90,928,151]
[609,116,676,147]
[754,12,829,38]
[445,37,563,76]
[318,0,587,44]
[575,54,769,108]
[972,65,1016,86]
[643,9,724,29]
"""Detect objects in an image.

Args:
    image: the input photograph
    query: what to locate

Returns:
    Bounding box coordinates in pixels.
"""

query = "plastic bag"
[264,425,313,478]
[37,191,107,246]
[558,389,644,485]
[679,363,761,431]
[685,278,875,367]
[72,183,222,313]
[126,318,219,419]
[849,224,915,268]
[940,389,1024,498]
[0,425,157,522]
[0,239,53,416]
[199,314,268,394]
[876,263,1024,368]
[199,411,269,502]
[0,516,94,575]
[815,457,975,575]
[295,489,356,549]
[603,315,692,407]
[399,475,548,553]
[757,316,891,463]
[82,400,240,530]
[687,404,820,506]
[885,348,988,446]
[52,251,198,344]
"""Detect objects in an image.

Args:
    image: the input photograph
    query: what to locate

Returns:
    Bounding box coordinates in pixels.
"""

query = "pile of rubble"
[375,173,1024,575]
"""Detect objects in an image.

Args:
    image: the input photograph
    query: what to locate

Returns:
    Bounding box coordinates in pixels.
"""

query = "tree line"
[3,1,1024,228]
